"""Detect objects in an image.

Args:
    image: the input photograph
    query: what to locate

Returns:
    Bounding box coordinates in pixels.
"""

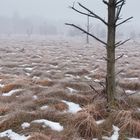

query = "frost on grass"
[62,100,82,113]
[21,122,30,129]
[0,129,30,140]
[2,89,22,96]
[32,119,64,132]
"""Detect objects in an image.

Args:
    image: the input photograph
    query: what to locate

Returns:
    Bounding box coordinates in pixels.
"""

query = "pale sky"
[0,0,139,27]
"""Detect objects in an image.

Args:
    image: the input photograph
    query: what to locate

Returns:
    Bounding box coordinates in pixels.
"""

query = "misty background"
[0,0,139,38]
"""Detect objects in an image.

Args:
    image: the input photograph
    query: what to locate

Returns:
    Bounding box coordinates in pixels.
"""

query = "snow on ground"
[0,129,30,140]
[2,89,23,96]
[67,87,78,94]
[32,119,64,132]
[32,95,38,100]
[21,122,30,129]
[0,83,4,87]
[40,105,48,110]
[62,100,82,113]
[96,120,105,125]
[84,75,92,80]
[125,90,136,94]
[110,125,120,140]
[128,138,140,140]
[24,67,34,71]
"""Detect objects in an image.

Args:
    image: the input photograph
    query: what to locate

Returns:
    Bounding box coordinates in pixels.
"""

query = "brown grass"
[0,104,10,115]
[73,112,101,139]
[28,133,51,140]
[0,83,21,93]
[80,102,106,120]
[36,80,55,87]
[110,110,140,138]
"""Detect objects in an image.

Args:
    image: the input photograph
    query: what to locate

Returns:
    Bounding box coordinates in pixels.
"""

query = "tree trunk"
[106,0,116,104]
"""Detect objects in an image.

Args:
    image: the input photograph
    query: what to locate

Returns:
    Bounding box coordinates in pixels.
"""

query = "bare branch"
[115,0,125,22]
[115,69,124,76]
[89,85,100,95]
[115,39,131,47]
[115,54,124,61]
[78,2,108,26]
[70,6,94,18]
[65,23,107,46]
[102,0,109,6]
[116,16,133,27]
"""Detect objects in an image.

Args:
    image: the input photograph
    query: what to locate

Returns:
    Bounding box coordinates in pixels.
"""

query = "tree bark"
[106,0,116,104]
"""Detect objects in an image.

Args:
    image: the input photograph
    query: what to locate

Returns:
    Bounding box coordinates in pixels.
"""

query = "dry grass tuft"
[51,102,69,111]
[73,112,101,139]
[28,133,51,140]
[0,83,21,93]
[111,110,140,138]
[0,104,10,115]
[80,104,104,120]
[36,80,55,87]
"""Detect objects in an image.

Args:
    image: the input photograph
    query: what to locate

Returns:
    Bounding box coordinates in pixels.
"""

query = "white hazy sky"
[0,0,139,26]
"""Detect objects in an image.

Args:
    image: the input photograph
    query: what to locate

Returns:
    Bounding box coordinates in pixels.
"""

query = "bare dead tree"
[66,0,133,106]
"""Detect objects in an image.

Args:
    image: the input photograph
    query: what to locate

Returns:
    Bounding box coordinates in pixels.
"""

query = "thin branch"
[78,2,108,26]
[116,16,133,27]
[115,0,125,22]
[70,6,94,18]
[65,23,107,46]
[89,85,100,95]
[102,0,109,6]
[115,69,124,76]
[115,54,124,61]
[115,39,130,47]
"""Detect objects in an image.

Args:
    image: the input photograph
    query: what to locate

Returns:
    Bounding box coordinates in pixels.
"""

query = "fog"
[0,0,139,37]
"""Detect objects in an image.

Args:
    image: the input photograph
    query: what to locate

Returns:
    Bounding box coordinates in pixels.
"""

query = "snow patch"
[0,83,4,88]
[32,119,63,131]
[32,95,38,100]
[125,90,136,94]
[40,105,48,110]
[2,89,22,96]
[25,67,33,71]
[110,125,120,140]
[21,122,30,129]
[96,120,105,125]
[0,129,30,140]
[84,76,92,80]
[67,87,77,94]
[62,100,82,113]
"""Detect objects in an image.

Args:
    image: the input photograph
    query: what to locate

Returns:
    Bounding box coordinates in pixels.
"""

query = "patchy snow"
[110,125,120,140]
[0,129,30,140]
[32,76,40,80]
[2,89,22,96]
[124,77,139,81]
[40,105,48,110]
[32,95,38,100]
[96,120,105,125]
[128,138,140,140]
[21,122,30,129]
[94,79,101,82]
[32,119,63,131]
[62,100,82,113]
[25,67,34,71]
[84,76,92,80]
[125,90,136,94]
[67,87,77,94]
[26,73,30,76]
[0,83,4,87]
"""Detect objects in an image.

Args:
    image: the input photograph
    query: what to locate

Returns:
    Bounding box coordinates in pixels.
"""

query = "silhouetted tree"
[66,0,133,106]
